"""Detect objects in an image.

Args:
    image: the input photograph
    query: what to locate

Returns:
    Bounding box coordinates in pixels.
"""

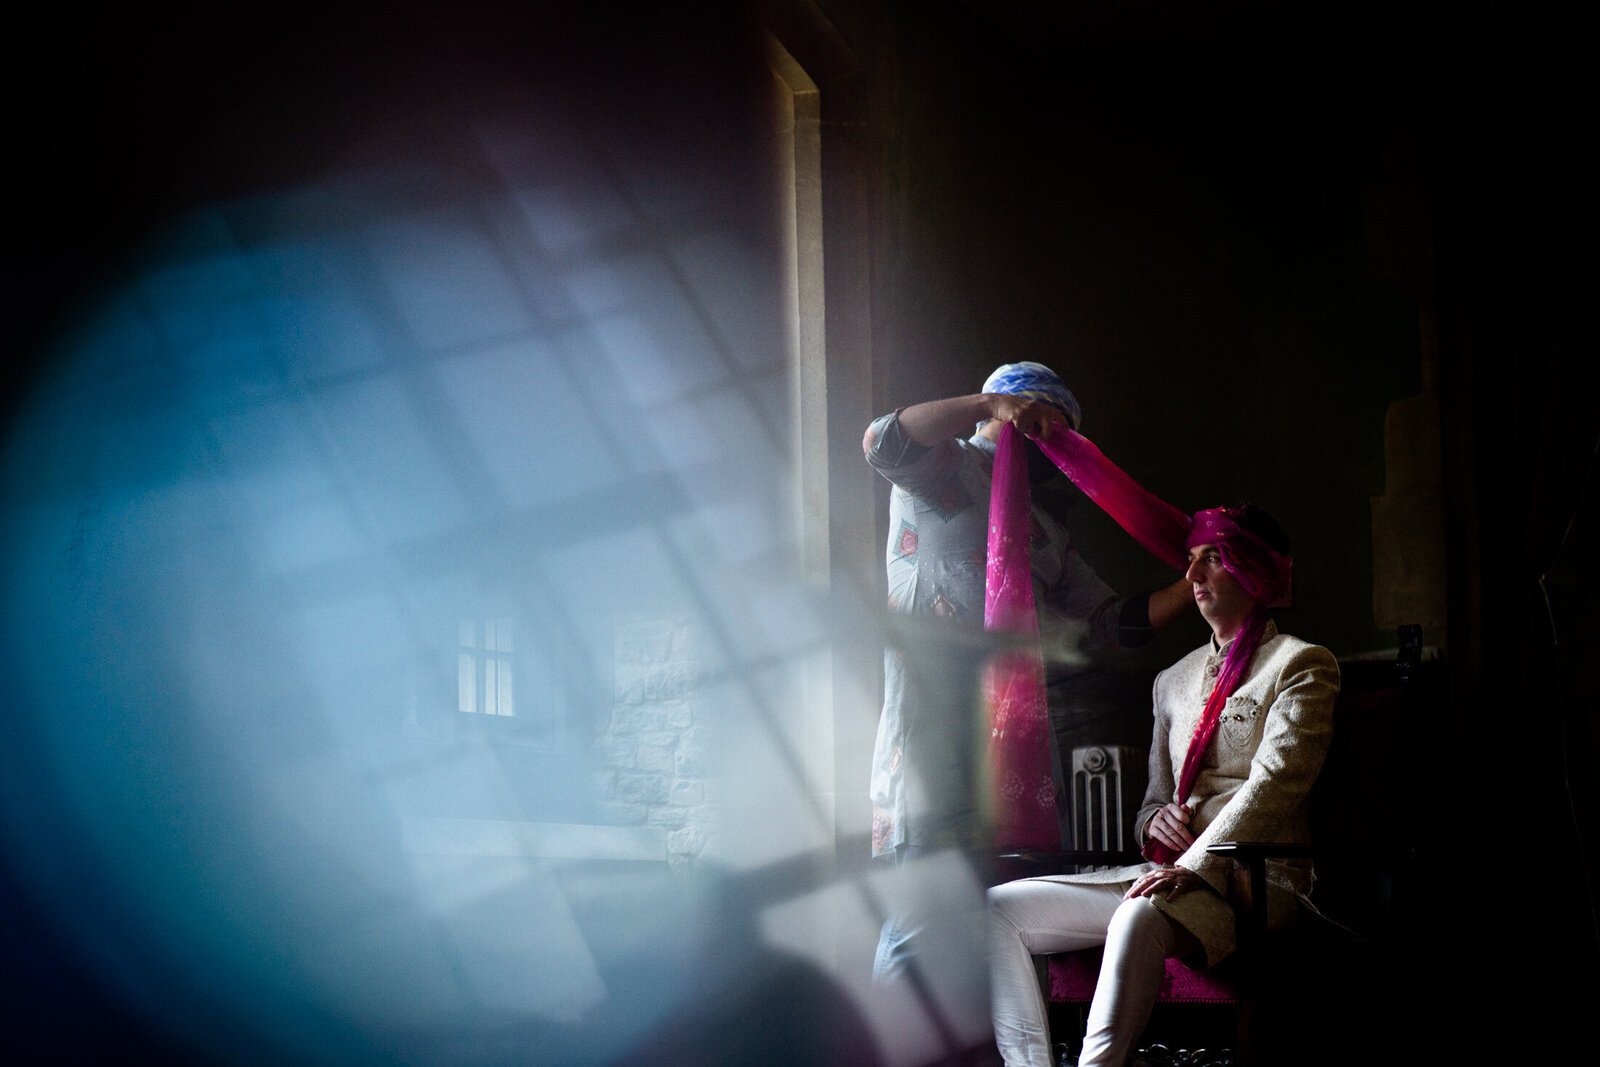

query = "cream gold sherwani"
[1034,619,1339,965]
[988,620,1340,1066]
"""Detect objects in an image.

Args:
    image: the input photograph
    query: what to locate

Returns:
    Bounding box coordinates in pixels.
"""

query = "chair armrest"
[1204,841,1312,946]
[1207,841,1368,948]
[1205,841,1318,862]
[1205,841,1317,907]
[995,848,1145,875]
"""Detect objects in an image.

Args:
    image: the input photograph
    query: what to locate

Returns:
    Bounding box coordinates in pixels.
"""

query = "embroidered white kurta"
[863,410,1122,858]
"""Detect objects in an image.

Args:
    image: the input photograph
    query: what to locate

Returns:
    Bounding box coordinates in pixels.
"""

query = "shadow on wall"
[0,6,904,1064]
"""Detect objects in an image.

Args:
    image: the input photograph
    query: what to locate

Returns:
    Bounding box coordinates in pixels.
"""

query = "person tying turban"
[861,362,1195,985]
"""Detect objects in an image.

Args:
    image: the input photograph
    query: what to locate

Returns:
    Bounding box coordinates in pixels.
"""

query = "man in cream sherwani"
[987,503,1340,1067]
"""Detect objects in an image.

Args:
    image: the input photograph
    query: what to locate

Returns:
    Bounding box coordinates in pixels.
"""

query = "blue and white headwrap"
[981,361,1081,430]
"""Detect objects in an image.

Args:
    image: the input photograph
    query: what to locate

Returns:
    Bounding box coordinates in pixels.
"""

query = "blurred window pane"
[459,618,515,716]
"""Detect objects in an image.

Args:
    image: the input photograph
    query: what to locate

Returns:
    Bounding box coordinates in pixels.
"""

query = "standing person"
[863,362,1192,982]
[986,504,1340,1067]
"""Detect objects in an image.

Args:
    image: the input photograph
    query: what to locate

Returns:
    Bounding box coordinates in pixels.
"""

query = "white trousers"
[988,878,1193,1067]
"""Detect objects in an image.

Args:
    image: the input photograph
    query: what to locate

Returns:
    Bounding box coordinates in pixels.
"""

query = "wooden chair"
[997,626,1427,1066]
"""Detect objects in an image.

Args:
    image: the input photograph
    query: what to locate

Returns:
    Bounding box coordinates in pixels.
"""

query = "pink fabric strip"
[983,425,1282,854]
[985,423,1198,848]
[1033,428,1191,571]
[984,424,1055,849]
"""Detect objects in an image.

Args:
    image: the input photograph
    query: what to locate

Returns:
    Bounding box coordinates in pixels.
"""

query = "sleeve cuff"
[867,409,932,468]
[1180,857,1229,897]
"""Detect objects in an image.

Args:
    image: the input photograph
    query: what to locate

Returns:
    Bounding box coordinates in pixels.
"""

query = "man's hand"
[988,393,1070,439]
[896,392,1071,447]
[1125,864,1206,902]
[1146,802,1195,854]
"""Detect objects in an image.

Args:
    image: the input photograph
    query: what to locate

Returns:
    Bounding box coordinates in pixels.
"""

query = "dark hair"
[1231,503,1290,555]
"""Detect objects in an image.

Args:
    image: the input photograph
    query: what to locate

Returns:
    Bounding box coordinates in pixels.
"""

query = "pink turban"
[984,424,1292,853]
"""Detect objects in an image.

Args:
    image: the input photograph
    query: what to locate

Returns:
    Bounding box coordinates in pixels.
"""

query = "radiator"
[1068,745,1142,853]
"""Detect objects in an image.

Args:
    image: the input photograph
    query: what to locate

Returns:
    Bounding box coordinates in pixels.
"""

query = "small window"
[458,618,515,716]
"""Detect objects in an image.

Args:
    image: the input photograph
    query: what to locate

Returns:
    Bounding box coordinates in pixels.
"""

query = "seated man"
[987,504,1339,1067]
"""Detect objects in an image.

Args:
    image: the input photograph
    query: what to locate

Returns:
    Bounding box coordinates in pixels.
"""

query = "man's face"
[1185,543,1255,637]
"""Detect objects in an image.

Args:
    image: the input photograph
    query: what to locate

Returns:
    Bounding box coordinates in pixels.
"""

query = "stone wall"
[599,616,715,870]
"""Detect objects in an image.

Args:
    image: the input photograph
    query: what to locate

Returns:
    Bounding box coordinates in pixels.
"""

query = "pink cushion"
[1046,950,1235,1004]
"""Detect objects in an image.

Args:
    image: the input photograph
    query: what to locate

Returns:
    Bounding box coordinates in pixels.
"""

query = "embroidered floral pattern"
[893,520,918,560]
[872,809,894,854]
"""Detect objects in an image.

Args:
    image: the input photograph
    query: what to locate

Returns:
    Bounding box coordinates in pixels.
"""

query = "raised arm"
[1146,576,1196,632]
[896,392,1071,447]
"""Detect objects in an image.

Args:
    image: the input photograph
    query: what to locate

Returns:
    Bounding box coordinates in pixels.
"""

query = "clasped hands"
[988,394,1070,440]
